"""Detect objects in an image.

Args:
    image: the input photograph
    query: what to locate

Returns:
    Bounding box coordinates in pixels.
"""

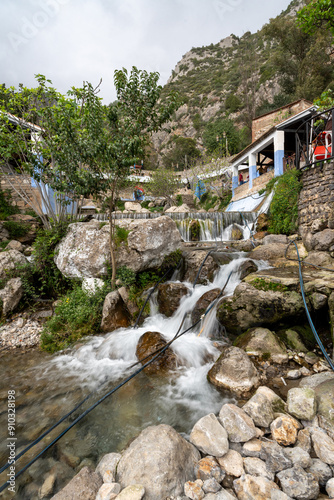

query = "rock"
[312,379,334,425]
[296,429,312,453]
[204,490,237,499]
[82,278,105,295]
[238,259,258,280]
[191,288,221,325]
[100,291,132,332]
[233,474,279,499]
[306,458,332,487]
[217,450,244,478]
[310,292,328,310]
[276,466,319,500]
[311,428,334,465]
[263,235,289,245]
[312,229,334,251]
[287,369,302,379]
[6,239,24,252]
[116,424,200,500]
[195,456,225,483]
[278,329,308,353]
[55,217,182,277]
[0,249,27,278]
[235,327,288,364]
[255,386,287,413]
[287,387,316,421]
[249,243,289,262]
[124,202,143,212]
[303,251,334,269]
[190,413,229,457]
[135,331,178,374]
[218,404,257,443]
[51,466,103,500]
[216,283,304,334]
[270,415,300,446]
[95,453,121,479]
[260,441,293,473]
[230,225,243,241]
[189,220,201,241]
[326,477,334,498]
[243,457,274,480]
[39,473,56,498]
[242,392,275,428]
[96,483,120,500]
[118,286,140,318]
[157,283,189,317]
[283,447,311,469]
[182,250,219,285]
[242,438,262,458]
[299,372,334,389]
[0,221,9,241]
[207,346,260,397]
[116,484,145,499]
[202,478,222,494]
[184,479,205,500]
[270,491,293,500]
[0,277,23,316]
[256,213,269,232]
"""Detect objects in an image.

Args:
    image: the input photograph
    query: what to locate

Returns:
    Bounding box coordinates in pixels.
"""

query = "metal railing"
[295,106,334,170]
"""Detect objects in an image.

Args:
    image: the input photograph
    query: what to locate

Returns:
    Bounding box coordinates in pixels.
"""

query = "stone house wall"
[1,175,41,211]
[298,161,334,234]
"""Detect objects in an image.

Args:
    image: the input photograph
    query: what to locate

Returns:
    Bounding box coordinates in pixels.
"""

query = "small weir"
[94,211,257,242]
[0,252,269,498]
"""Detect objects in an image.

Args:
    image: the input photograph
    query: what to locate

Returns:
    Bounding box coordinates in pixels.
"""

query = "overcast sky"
[1,0,292,103]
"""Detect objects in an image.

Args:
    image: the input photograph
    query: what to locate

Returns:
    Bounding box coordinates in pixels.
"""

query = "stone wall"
[298,161,334,234]
[1,175,42,212]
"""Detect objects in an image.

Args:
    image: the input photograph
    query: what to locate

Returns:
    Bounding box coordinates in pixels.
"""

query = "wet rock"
[233,474,279,499]
[217,450,244,478]
[234,327,288,364]
[283,447,311,469]
[190,413,229,457]
[157,282,188,317]
[270,415,300,446]
[189,220,201,241]
[0,249,27,279]
[216,283,304,334]
[116,484,145,499]
[100,290,132,333]
[135,331,178,375]
[260,441,293,473]
[230,225,243,241]
[182,250,219,285]
[243,456,274,480]
[242,392,275,428]
[95,453,121,479]
[218,404,257,443]
[184,479,205,500]
[276,466,319,500]
[306,458,332,487]
[287,387,317,421]
[0,277,23,316]
[238,259,258,280]
[116,424,200,500]
[207,346,260,397]
[51,466,103,500]
[310,428,334,465]
[191,288,221,325]
[195,456,225,482]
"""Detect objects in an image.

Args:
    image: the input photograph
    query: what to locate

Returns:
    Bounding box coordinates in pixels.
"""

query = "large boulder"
[0,249,27,279]
[100,291,132,333]
[216,283,304,334]
[207,346,260,397]
[191,288,221,325]
[51,466,102,500]
[0,277,23,316]
[311,229,334,251]
[182,250,219,285]
[234,327,288,364]
[55,217,182,278]
[116,424,200,500]
[135,331,178,375]
[157,283,189,317]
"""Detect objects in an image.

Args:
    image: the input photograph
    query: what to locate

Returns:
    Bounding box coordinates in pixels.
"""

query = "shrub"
[41,285,111,353]
[267,169,302,235]
[176,194,183,206]
[3,220,29,239]
[0,189,20,220]
[115,225,130,247]
[116,266,136,287]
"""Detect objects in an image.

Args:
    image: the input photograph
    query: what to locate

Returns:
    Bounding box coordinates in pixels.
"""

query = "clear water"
[0,254,269,499]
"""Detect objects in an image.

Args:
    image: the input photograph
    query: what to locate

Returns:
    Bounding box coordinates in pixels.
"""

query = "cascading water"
[0,254,270,498]
[94,211,257,242]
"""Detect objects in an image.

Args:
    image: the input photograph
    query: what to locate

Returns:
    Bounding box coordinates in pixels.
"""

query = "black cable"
[192,247,217,288]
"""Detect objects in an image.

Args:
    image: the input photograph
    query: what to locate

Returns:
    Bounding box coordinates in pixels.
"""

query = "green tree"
[297,0,334,36]
[148,167,181,203]
[203,118,243,156]
[162,136,201,170]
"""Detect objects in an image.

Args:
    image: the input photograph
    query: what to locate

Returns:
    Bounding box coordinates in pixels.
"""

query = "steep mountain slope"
[151,0,333,167]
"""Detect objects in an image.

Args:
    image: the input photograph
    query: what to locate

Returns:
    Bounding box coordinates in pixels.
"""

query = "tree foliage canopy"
[297,0,334,36]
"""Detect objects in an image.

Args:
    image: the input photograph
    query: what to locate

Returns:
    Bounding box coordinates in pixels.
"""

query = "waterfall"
[93,211,257,242]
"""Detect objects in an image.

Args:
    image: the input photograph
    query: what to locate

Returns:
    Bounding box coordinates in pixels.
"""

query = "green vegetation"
[115,225,130,247]
[176,194,183,206]
[116,266,136,287]
[0,189,20,220]
[3,220,29,239]
[250,277,288,293]
[163,136,201,170]
[41,285,111,353]
[266,169,302,235]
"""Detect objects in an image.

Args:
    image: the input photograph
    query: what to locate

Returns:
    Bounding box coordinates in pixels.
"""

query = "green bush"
[3,220,29,239]
[41,285,111,353]
[0,189,20,220]
[267,169,302,235]
[115,225,130,247]
[176,194,183,206]
[116,266,136,287]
